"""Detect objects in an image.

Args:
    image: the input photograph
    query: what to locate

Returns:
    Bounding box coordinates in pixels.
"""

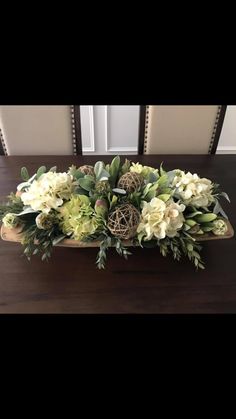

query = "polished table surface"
[0,155,235,313]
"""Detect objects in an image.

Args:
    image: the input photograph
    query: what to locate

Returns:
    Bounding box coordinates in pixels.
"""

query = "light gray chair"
[138,105,227,155]
[0,105,82,156]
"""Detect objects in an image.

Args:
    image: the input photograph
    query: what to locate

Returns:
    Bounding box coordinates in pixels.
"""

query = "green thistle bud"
[95,180,111,194]
[95,199,108,217]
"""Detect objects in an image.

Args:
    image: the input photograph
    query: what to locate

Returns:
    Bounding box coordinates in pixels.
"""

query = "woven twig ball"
[107,203,140,239]
[117,172,143,193]
[79,165,94,176]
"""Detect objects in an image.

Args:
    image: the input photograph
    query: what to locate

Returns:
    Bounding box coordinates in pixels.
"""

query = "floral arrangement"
[0,157,231,270]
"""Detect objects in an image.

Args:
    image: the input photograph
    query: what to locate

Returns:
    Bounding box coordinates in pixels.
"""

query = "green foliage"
[49,166,57,172]
[94,161,110,181]
[108,155,121,187]
[120,158,131,175]
[21,167,29,181]
[20,221,63,262]
[0,193,24,221]
[96,234,132,269]
[36,166,47,179]
[78,175,95,191]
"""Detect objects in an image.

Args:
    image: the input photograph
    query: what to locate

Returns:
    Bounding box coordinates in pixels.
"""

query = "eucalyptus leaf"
[98,169,110,181]
[74,170,85,180]
[49,166,57,172]
[94,161,104,179]
[216,201,228,219]
[21,167,29,181]
[148,172,158,183]
[52,235,66,246]
[112,188,126,195]
[74,186,89,195]
[36,166,47,179]
[213,200,221,215]
[220,191,231,203]
[78,177,95,191]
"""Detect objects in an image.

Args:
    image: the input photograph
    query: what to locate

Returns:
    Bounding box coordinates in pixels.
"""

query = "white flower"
[212,219,228,235]
[164,201,186,237]
[171,170,214,207]
[20,172,73,214]
[137,197,185,240]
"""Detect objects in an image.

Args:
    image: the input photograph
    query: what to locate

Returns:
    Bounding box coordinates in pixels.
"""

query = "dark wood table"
[0,155,235,313]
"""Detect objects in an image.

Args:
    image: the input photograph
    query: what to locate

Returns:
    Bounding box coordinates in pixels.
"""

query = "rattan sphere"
[117,172,143,193]
[107,203,140,240]
[79,165,94,176]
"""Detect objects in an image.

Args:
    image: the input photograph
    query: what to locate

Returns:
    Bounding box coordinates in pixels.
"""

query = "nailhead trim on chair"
[0,127,8,156]
[70,105,77,156]
[208,105,221,154]
[144,105,150,154]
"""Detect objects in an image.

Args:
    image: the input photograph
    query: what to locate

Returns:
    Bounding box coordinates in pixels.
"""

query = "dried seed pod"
[79,165,94,176]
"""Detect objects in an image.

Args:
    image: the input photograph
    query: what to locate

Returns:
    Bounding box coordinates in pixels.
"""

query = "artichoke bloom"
[137,197,185,240]
[172,170,215,207]
[20,172,74,214]
[212,219,228,235]
[58,194,99,241]
[2,213,19,229]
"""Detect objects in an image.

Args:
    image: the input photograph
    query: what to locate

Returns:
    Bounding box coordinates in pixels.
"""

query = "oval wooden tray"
[0,220,234,248]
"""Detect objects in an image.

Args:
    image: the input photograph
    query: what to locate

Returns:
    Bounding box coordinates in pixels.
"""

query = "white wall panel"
[217,106,236,154]
[81,105,139,155]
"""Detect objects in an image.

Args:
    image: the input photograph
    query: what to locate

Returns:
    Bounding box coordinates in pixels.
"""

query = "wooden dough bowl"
[0,220,234,248]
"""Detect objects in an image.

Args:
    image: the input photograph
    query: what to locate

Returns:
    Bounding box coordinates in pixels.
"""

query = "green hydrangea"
[58,194,99,241]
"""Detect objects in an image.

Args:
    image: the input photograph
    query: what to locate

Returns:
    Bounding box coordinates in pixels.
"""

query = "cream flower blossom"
[171,170,215,207]
[137,197,185,240]
[212,219,228,235]
[130,162,159,179]
[20,172,74,214]
[2,213,19,229]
